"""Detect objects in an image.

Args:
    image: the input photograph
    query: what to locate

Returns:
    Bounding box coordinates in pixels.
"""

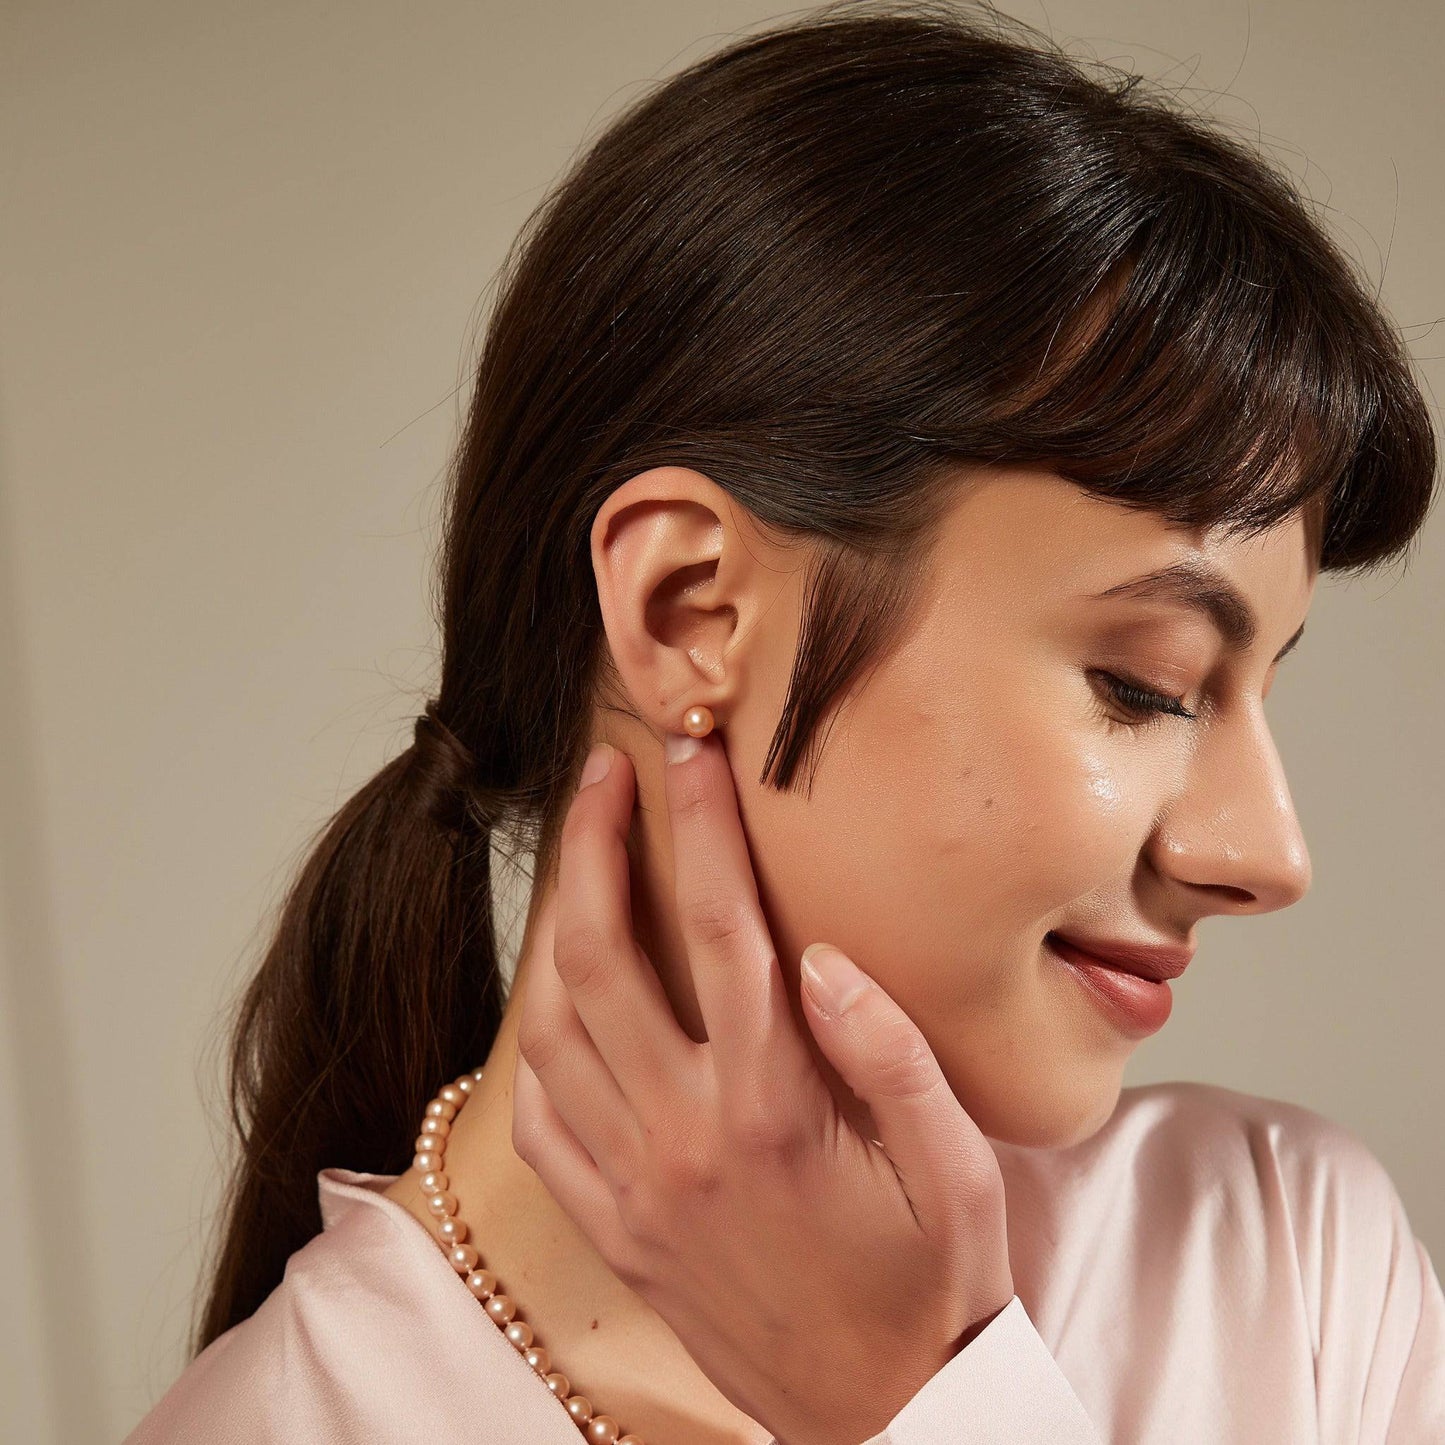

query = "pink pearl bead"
[682,705,714,737]
[447,1243,478,1273]
[420,1064,642,1441]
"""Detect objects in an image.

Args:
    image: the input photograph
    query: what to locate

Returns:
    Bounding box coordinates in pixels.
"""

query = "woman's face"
[697,466,1317,1150]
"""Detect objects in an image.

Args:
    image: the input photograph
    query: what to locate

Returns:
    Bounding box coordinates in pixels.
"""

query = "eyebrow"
[1090,561,1307,665]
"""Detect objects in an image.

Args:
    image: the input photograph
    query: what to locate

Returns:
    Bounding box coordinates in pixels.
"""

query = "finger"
[514,897,643,1189]
[662,728,820,1098]
[511,1049,632,1262]
[798,944,996,1234]
[554,742,696,1107]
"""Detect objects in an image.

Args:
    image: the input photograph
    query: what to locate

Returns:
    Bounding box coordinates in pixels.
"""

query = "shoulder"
[1104,1081,1416,1298]
[1104,1084,1444,1429]
[126,1169,565,1443]
[1107,1078,1402,1205]
[125,1174,410,1441]
[998,1077,1412,1264]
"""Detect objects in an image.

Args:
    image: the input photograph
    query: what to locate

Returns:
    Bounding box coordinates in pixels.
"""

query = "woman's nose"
[1148,705,1312,915]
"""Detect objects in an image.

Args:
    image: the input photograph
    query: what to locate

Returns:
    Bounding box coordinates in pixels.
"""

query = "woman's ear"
[589,466,799,734]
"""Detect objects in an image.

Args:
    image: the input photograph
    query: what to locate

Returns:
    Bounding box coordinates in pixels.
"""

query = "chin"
[966,1071,1123,1151]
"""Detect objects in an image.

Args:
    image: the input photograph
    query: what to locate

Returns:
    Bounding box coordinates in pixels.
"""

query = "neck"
[387,864,773,1444]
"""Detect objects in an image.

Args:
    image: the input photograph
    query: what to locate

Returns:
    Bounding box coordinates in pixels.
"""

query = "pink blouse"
[124,1081,1445,1443]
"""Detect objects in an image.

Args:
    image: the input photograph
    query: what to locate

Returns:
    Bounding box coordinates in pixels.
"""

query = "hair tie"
[410,699,491,834]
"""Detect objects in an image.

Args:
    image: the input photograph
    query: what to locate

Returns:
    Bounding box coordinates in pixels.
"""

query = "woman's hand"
[511,732,1015,1445]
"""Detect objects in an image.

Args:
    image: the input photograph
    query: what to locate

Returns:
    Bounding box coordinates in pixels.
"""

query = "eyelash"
[1091,670,1198,727]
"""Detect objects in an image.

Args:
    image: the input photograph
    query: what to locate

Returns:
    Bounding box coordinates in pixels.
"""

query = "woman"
[126,3,1443,1442]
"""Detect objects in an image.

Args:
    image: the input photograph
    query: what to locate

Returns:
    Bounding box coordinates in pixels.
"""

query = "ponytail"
[190,699,509,1354]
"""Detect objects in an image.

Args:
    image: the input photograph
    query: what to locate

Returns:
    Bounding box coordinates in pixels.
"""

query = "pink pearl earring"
[682,705,714,738]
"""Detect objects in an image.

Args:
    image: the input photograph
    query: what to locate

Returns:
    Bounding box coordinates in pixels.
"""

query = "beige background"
[1,2,1439,1439]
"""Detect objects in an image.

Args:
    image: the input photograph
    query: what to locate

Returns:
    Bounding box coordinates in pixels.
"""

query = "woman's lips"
[1046,933,1175,1038]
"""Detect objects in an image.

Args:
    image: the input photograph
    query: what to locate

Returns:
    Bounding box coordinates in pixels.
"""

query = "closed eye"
[1090,670,1197,726]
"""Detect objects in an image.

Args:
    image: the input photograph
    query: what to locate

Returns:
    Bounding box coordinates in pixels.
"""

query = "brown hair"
[192,0,1438,1353]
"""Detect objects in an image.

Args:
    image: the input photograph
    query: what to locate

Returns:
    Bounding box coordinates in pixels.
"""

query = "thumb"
[799,943,992,1231]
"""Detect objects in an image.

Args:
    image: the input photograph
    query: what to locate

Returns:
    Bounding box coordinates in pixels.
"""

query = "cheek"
[989,724,1143,913]
[868,693,1146,928]
[743,687,1154,998]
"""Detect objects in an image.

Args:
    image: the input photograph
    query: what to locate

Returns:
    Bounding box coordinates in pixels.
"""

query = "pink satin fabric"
[125,1081,1445,1443]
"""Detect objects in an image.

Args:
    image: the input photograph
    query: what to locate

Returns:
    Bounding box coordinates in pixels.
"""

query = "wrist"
[954,1293,1013,1351]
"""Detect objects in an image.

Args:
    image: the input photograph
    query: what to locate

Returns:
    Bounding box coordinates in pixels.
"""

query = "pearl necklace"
[415,1068,648,1445]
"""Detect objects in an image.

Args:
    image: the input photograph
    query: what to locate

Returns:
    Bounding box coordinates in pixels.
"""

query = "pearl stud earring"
[682,705,714,738]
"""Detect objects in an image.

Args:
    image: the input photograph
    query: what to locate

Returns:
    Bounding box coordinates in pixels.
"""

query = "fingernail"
[577,743,614,791]
[800,943,869,1015]
[664,730,702,765]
